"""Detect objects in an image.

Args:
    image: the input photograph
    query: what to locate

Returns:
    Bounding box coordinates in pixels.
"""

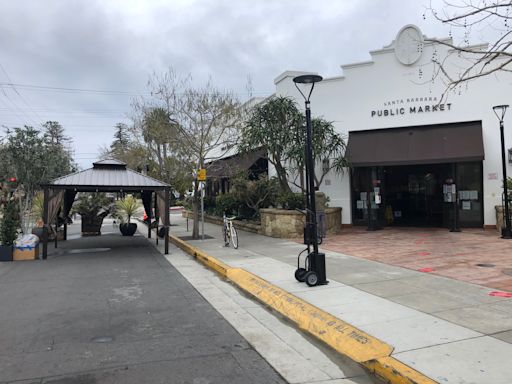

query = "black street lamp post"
[493,104,512,239]
[293,74,328,286]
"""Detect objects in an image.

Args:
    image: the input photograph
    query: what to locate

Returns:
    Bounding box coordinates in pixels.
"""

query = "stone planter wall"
[181,210,261,234]
[182,207,342,239]
[495,205,512,233]
[259,207,342,238]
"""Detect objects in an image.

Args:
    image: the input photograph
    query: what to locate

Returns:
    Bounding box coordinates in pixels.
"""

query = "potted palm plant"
[116,194,141,236]
[73,193,112,236]
[0,200,20,262]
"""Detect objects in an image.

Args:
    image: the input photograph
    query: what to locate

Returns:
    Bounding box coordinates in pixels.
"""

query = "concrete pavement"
[142,220,379,384]
[167,214,512,384]
[0,221,286,384]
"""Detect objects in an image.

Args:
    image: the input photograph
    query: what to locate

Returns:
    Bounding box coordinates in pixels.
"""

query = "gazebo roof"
[43,159,170,191]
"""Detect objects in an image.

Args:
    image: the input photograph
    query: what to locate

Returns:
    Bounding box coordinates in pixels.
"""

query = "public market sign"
[371,96,452,118]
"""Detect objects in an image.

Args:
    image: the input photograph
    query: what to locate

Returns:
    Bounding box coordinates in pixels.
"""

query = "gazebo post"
[155,192,159,246]
[42,187,49,260]
[164,187,170,255]
[54,207,58,249]
[147,192,152,239]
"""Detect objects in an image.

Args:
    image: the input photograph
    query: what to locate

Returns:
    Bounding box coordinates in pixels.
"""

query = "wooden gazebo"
[40,159,171,259]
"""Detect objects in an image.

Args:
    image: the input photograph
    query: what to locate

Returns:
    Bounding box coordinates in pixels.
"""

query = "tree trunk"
[274,162,292,193]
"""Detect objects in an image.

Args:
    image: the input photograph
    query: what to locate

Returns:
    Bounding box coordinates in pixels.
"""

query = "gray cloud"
[0,0,454,167]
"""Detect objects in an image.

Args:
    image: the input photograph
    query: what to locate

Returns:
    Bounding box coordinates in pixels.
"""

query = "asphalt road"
[0,226,286,384]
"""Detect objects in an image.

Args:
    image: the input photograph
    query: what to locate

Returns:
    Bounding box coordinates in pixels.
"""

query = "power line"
[0,82,272,97]
[0,63,45,125]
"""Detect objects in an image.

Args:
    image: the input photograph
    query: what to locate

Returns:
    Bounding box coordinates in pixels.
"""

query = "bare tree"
[426,1,512,93]
[146,69,243,239]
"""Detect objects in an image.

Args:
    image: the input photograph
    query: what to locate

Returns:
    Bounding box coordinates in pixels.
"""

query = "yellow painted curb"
[363,356,438,384]
[169,234,438,383]
[227,268,392,363]
[169,235,231,276]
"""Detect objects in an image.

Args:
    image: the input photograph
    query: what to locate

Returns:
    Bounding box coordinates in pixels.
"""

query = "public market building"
[274,25,512,229]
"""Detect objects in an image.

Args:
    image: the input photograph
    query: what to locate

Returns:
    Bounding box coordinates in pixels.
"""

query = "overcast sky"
[0,0,469,168]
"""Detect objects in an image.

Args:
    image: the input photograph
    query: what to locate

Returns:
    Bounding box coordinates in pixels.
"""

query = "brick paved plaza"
[322,227,512,292]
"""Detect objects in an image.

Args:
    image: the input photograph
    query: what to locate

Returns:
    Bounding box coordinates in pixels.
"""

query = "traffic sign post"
[197,169,206,181]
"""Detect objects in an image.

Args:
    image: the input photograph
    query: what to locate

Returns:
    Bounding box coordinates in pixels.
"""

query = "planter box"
[181,207,342,239]
[0,245,13,262]
[495,205,512,233]
[81,215,105,236]
[13,245,39,261]
[259,207,342,238]
[181,210,261,234]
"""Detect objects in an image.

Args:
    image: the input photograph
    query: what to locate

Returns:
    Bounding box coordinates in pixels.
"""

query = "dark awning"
[207,148,267,178]
[345,121,484,167]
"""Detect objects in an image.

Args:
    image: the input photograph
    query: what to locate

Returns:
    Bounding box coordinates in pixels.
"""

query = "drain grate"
[502,268,512,276]
[476,263,496,268]
[178,235,214,241]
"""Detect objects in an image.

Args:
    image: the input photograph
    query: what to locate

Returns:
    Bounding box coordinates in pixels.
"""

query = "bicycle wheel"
[223,223,229,246]
[230,225,238,249]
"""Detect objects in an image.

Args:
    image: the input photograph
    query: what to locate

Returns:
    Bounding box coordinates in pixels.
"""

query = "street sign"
[197,168,206,181]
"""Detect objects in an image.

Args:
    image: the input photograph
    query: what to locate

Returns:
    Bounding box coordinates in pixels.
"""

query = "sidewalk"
[169,214,512,384]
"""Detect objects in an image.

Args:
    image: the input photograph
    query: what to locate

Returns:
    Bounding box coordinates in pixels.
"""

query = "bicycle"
[222,212,239,249]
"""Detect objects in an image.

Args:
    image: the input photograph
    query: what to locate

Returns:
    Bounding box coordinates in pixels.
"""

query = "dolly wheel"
[305,271,319,287]
[294,268,307,282]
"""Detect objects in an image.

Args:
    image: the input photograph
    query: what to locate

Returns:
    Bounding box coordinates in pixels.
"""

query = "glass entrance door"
[351,162,483,228]
[383,164,450,227]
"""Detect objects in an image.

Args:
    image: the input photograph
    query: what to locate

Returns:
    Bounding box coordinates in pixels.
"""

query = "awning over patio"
[345,121,484,167]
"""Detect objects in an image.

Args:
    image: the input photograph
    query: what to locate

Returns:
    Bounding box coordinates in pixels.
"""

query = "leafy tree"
[110,123,130,158]
[42,121,71,146]
[2,125,74,232]
[141,107,181,183]
[288,117,349,191]
[239,96,349,193]
[426,1,512,92]
[0,199,19,246]
[230,174,278,218]
[239,96,302,193]
[42,121,75,178]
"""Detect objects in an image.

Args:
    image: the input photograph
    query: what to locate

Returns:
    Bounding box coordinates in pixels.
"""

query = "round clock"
[395,25,424,65]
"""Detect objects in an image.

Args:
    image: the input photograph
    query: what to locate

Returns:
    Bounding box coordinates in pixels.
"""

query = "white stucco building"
[274,25,512,228]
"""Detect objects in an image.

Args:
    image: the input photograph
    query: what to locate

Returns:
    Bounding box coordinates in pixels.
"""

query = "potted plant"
[116,194,141,236]
[73,193,112,236]
[0,199,20,262]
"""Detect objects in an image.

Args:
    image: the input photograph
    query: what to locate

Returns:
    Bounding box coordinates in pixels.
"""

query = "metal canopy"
[345,121,485,167]
[43,160,170,191]
[40,160,171,259]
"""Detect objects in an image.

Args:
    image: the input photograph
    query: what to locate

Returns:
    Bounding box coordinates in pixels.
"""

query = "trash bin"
[13,234,39,261]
